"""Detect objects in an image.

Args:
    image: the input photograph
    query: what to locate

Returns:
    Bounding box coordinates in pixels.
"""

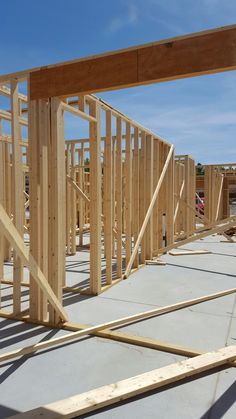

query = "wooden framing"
[0,23,236,416]
[51,98,175,294]
[124,144,174,278]
[11,80,24,315]
[29,25,236,99]
[116,117,123,277]
[157,215,236,255]
[196,163,236,222]
[0,25,236,419]
[174,155,196,239]
[0,204,67,321]
[0,77,235,319]
[104,110,113,283]
[89,100,102,294]
[204,166,224,223]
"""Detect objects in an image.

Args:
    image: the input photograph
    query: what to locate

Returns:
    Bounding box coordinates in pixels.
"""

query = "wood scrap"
[169,249,211,256]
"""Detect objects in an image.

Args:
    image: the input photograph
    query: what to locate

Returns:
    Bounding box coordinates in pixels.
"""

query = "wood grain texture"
[0,204,68,321]
[30,25,236,99]
[30,50,138,99]
[10,346,236,418]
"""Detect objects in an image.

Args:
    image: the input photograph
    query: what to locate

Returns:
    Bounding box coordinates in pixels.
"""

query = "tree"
[196,162,204,176]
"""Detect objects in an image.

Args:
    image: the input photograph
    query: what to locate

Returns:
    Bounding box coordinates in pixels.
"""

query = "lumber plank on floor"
[10,346,236,418]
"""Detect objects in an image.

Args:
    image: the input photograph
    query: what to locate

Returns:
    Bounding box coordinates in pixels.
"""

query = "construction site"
[0,22,236,418]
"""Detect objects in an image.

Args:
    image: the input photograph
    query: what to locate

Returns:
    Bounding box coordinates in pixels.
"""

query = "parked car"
[196,197,205,215]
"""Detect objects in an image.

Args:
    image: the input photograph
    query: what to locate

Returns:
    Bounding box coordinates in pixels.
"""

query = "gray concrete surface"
[0,235,235,418]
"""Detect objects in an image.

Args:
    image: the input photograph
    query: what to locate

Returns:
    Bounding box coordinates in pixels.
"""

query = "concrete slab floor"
[0,236,235,418]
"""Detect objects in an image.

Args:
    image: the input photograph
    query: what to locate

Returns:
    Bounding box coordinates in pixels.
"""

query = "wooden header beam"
[30,25,236,100]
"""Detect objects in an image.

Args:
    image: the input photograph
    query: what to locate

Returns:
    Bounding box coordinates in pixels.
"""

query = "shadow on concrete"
[63,292,92,306]
[8,366,229,418]
[0,318,18,330]
[1,333,92,372]
[78,366,233,418]
[66,260,90,269]
[199,379,236,419]
[210,252,236,258]
[0,325,49,349]
[166,262,236,279]
[0,290,29,303]
[0,405,20,418]
[64,256,120,295]
[0,328,59,385]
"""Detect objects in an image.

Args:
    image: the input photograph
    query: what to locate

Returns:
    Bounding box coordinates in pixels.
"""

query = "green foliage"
[84,157,90,172]
[196,162,204,176]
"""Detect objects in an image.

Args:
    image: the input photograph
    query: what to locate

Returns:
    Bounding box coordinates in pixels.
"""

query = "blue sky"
[1,0,236,163]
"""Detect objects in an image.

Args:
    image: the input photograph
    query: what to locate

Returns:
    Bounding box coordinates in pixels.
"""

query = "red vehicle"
[196,195,205,215]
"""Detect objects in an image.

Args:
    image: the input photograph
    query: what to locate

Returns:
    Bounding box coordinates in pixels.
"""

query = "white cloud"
[99,76,236,165]
[146,15,185,35]
[107,4,138,32]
